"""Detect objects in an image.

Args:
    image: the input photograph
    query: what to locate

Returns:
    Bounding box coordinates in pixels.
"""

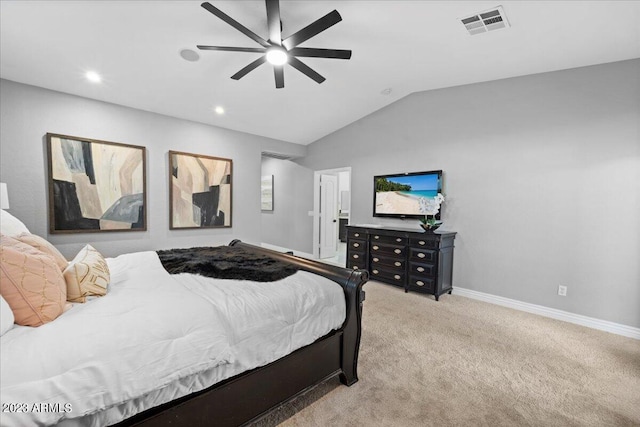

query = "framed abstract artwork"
[261,175,274,211]
[169,150,232,229]
[46,133,146,234]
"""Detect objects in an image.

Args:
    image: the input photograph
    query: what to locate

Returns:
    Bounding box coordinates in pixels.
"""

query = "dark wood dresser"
[346,225,456,301]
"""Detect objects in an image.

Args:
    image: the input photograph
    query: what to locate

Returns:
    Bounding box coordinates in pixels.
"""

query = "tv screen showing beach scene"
[373,170,442,219]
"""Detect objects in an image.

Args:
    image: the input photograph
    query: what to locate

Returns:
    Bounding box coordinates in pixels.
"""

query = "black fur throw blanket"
[156,246,298,282]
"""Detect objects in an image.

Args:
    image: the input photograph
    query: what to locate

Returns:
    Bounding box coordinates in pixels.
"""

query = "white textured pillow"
[0,294,15,336]
[63,245,110,303]
[0,209,30,237]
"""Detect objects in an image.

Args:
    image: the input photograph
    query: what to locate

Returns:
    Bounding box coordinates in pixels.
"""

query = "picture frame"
[46,133,147,234]
[261,175,274,211]
[169,150,232,229]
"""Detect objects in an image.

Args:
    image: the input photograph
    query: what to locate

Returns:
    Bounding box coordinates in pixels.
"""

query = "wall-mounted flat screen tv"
[373,170,443,219]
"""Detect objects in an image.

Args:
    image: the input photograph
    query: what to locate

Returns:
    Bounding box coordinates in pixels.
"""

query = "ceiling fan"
[197,1,352,88]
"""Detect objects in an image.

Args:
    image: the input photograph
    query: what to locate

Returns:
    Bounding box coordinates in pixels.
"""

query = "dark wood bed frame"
[115,240,368,427]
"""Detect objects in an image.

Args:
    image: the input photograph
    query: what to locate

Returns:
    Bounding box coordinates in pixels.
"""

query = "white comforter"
[0,251,346,427]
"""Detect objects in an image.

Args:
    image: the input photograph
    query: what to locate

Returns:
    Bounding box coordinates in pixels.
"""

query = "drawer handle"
[353,254,359,259]
[396,238,402,242]
[394,275,401,280]
[374,235,379,239]
[394,261,401,267]
[354,233,360,237]
[353,242,360,248]
[373,257,379,262]
[417,253,425,258]
[394,249,401,254]
[417,266,425,272]
[418,240,425,245]
[416,280,425,286]
[373,269,379,274]
[372,245,379,250]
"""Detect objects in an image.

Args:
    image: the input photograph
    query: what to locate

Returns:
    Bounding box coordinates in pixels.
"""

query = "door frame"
[312,167,351,259]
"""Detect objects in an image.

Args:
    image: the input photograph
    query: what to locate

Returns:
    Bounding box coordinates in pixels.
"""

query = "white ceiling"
[1,1,639,145]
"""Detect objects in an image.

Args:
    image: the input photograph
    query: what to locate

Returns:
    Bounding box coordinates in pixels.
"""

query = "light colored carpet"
[254,281,640,426]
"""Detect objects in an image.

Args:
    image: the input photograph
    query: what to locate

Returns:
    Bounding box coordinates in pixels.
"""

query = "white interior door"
[319,174,338,259]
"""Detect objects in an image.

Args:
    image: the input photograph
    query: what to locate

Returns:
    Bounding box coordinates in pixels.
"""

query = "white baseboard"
[259,243,315,260]
[452,287,640,340]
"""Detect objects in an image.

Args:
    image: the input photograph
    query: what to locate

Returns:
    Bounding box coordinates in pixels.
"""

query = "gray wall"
[297,59,640,328]
[0,79,303,258]
[261,157,314,254]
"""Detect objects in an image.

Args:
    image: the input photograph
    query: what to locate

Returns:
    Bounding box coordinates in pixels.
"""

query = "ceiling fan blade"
[197,46,266,53]
[282,10,342,50]
[201,2,270,48]
[265,0,282,45]
[289,47,351,60]
[274,66,284,89]
[231,56,267,80]
[288,57,325,84]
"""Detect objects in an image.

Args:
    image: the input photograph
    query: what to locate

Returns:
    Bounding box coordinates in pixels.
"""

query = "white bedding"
[0,250,346,427]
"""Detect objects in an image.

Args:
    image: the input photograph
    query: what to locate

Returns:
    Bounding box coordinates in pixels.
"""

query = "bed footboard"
[229,240,369,385]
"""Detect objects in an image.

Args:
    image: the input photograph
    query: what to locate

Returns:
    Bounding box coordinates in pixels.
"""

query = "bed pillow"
[0,235,67,326]
[0,209,30,237]
[0,295,15,336]
[15,232,68,271]
[64,245,110,303]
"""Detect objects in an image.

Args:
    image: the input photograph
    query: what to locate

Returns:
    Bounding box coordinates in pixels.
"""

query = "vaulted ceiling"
[1,1,639,144]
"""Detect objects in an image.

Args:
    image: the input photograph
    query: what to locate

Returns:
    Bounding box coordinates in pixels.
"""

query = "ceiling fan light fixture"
[197,1,350,87]
[266,47,288,66]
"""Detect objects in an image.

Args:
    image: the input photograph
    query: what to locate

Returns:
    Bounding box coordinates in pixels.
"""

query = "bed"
[0,212,368,427]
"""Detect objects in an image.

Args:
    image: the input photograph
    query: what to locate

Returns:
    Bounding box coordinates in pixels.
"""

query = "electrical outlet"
[558,285,567,296]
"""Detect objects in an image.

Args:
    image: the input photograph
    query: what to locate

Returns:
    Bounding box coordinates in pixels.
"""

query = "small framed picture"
[261,175,274,211]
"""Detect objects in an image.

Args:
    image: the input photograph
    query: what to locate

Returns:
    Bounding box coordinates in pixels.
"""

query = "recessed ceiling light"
[179,49,200,62]
[85,71,102,83]
[214,106,225,115]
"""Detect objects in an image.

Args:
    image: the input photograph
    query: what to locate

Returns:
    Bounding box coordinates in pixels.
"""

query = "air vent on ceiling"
[461,6,510,35]
[262,151,295,161]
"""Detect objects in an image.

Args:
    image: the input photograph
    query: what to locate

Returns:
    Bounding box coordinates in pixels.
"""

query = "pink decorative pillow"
[15,232,68,271]
[0,235,67,327]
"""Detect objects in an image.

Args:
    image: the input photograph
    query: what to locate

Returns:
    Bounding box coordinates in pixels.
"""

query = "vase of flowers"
[419,216,442,232]
[418,193,445,233]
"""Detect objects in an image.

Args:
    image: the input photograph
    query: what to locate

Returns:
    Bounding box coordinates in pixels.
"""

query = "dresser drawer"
[347,250,365,262]
[370,268,405,286]
[371,255,405,271]
[346,248,365,270]
[409,247,437,263]
[408,262,436,277]
[370,233,407,245]
[370,242,405,257]
[408,276,435,293]
[410,237,439,249]
[348,239,366,251]
[347,229,366,239]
